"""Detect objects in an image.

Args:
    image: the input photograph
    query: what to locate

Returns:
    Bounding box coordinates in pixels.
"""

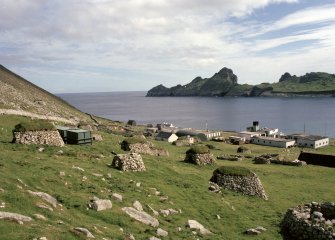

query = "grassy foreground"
[0,115,334,240]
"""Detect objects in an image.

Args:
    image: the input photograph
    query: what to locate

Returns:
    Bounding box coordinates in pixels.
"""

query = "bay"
[57,91,335,138]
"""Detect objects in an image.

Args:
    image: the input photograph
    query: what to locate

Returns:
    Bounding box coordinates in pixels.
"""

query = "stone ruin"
[13,130,64,147]
[217,154,243,161]
[281,202,335,240]
[112,153,146,172]
[121,141,169,157]
[210,168,268,200]
[254,154,306,166]
[184,152,215,166]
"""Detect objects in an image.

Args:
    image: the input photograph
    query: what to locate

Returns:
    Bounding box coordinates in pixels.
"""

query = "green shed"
[57,126,71,143]
[67,129,92,145]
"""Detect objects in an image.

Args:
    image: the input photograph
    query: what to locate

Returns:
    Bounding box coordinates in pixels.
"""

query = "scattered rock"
[89,199,112,211]
[160,209,170,217]
[36,204,53,212]
[136,182,141,187]
[33,214,47,221]
[112,193,123,202]
[74,227,95,238]
[0,187,4,193]
[112,153,146,172]
[122,207,159,227]
[147,205,159,216]
[255,226,267,232]
[245,228,261,235]
[186,220,211,235]
[0,211,32,223]
[216,215,221,220]
[57,150,64,155]
[133,201,143,211]
[156,228,168,237]
[72,165,85,172]
[59,171,66,177]
[38,147,45,152]
[124,233,135,240]
[149,237,160,240]
[27,190,58,207]
[0,202,5,208]
[92,134,103,141]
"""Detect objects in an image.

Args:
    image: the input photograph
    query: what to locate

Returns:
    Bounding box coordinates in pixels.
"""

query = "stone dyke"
[13,130,64,147]
[121,142,169,157]
[281,202,335,240]
[254,154,306,166]
[210,170,268,200]
[184,153,216,166]
[112,153,146,172]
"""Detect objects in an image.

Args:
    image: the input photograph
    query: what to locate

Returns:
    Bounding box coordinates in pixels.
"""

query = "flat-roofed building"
[239,131,264,141]
[251,136,295,148]
[288,134,329,149]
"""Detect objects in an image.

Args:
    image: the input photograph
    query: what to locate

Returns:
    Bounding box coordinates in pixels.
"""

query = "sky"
[1,0,335,93]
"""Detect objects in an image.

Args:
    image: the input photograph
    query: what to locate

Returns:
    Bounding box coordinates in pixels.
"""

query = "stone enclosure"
[210,168,268,200]
[121,141,169,157]
[13,130,64,147]
[184,152,216,166]
[281,202,335,240]
[112,153,146,172]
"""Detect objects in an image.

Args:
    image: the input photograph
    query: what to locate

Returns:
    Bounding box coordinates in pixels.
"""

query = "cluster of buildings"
[230,121,329,149]
[144,120,329,149]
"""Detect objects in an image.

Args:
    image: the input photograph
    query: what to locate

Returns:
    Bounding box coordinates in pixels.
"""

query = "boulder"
[0,211,32,223]
[156,228,168,237]
[186,220,211,235]
[122,207,159,227]
[133,201,143,212]
[27,190,58,207]
[112,153,146,172]
[112,193,123,202]
[74,227,95,238]
[89,199,112,211]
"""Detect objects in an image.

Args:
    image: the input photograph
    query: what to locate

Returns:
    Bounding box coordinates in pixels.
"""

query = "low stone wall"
[281,202,335,240]
[254,154,306,166]
[112,153,146,172]
[13,130,64,147]
[122,142,169,156]
[185,153,215,166]
[210,172,268,200]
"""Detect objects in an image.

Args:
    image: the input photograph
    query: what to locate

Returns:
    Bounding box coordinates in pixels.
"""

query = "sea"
[57,91,335,138]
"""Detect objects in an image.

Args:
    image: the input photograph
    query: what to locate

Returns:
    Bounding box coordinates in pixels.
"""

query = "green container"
[67,129,92,145]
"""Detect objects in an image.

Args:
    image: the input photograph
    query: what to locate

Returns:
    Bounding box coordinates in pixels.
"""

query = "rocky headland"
[146,67,335,97]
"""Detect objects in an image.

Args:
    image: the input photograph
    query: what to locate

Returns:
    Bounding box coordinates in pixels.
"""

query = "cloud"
[2,0,335,92]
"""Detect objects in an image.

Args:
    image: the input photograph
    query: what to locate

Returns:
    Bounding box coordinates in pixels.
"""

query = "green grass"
[122,137,147,145]
[13,119,55,132]
[1,115,335,239]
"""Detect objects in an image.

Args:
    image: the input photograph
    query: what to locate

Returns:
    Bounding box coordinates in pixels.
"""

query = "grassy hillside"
[0,65,91,123]
[1,115,334,239]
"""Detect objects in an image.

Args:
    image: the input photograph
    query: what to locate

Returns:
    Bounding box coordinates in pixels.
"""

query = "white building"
[155,131,178,143]
[251,136,295,148]
[239,131,264,141]
[288,134,329,149]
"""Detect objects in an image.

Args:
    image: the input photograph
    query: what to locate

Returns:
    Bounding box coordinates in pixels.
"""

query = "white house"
[288,134,329,149]
[155,131,178,143]
[251,136,295,148]
[239,131,264,141]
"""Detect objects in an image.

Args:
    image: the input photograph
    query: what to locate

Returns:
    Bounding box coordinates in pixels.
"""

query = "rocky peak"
[211,67,238,84]
[279,72,292,82]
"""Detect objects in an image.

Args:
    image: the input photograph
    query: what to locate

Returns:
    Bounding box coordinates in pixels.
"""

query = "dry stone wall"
[13,130,64,147]
[112,153,146,172]
[122,142,169,156]
[210,172,268,200]
[184,153,215,166]
[281,202,335,240]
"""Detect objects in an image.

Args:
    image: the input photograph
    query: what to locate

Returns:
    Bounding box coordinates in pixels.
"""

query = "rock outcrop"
[281,202,335,240]
[112,153,146,172]
[89,198,112,211]
[27,190,58,207]
[186,219,212,235]
[13,130,64,147]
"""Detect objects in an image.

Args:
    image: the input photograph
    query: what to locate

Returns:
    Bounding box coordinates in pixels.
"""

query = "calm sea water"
[57,91,335,137]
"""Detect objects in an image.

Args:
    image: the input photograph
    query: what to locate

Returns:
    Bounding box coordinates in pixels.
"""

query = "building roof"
[239,131,263,135]
[156,131,175,139]
[252,136,295,143]
[289,133,328,141]
[67,129,90,133]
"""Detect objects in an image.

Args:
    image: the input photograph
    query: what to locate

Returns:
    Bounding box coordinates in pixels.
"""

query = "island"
[146,67,335,97]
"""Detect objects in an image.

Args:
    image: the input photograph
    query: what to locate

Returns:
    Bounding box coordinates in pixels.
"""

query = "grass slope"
[0,115,334,239]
